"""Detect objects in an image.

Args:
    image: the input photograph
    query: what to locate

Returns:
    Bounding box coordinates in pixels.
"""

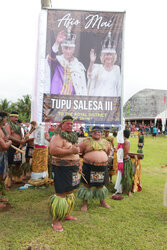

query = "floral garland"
[55,130,78,144]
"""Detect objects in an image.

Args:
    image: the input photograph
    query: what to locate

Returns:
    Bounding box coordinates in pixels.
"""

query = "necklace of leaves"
[55,130,78,144]
[9,121,22,136]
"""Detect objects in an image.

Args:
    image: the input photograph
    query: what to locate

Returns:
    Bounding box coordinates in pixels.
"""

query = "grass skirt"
[49,193,75,221]
[122,158,133,194]
[137,148,143,153]
[94,186,108,201]
[77,186,94,202]
[77,185,108,201]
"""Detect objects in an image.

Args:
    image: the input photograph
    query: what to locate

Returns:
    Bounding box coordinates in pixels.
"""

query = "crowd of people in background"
[125,122,167,137]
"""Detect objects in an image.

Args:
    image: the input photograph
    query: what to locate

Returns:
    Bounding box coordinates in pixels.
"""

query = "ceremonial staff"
[1,127,24,154]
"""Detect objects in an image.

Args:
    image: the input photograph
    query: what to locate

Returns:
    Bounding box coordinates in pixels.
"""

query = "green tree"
[0,98,11,112]
[9,103,17,113]
[0,95,31,123]
[16,95,31,122]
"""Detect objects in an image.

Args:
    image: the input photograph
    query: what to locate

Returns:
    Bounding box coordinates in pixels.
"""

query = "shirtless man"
[49,116,80,232]
[77,126,111,211]
[103,127,117,183]
[0,111,12,207]
[4,111,25,187]
[122,129,133,197]
[22,123,36,180]
[115,129,133,197]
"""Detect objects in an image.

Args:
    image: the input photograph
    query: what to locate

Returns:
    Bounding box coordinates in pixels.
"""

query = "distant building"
[123,88,167,130]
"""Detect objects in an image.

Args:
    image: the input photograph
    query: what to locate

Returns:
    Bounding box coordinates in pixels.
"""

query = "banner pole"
[121,11,126,130]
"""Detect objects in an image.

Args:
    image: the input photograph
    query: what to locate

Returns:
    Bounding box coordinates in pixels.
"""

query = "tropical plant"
[0,98,11,112]
[15,95,31,122]
[0,95,31,123]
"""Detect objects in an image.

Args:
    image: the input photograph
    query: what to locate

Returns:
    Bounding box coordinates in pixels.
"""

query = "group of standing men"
[0,110,32,207]
[0,111,133,232]
[49,115,133,232]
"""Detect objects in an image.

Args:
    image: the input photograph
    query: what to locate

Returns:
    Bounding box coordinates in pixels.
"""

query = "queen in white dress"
[87,32,121,97]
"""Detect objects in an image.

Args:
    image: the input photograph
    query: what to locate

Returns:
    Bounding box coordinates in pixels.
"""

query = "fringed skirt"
[122,157,133,194]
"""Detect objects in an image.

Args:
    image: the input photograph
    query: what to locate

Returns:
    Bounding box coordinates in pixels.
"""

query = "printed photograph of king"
[47,27,87,96]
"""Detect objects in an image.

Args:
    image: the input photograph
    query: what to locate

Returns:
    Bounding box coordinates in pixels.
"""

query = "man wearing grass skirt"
[122,129,133,197]
[114,129,133,197]
[77,126,111,211]
[49,115,80,232]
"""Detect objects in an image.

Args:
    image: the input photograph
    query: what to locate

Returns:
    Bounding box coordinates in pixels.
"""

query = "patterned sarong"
[52,164,79,194]
[81,162,108,187]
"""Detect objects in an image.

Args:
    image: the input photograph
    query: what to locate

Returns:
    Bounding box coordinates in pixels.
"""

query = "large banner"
[32,9,125,126]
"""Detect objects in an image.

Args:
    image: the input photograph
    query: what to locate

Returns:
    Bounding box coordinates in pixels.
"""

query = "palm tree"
[0,98,11,112]
[0,95,31,122]
[16,95,31,122]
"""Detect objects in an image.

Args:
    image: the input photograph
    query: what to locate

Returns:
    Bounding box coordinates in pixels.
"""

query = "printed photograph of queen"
[87,32,121,97]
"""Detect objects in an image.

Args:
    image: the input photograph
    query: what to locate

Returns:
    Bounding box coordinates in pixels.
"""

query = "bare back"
[0,127,12,152]
[123,139,130,159]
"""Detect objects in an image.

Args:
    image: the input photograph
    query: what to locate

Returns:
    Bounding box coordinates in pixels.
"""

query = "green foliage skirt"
[122,158,133,194]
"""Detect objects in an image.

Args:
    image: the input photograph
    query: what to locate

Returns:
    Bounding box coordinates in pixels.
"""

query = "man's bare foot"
[65,216,77,221]
[52,221,63,232]
[110,177,113,183]
[81,201,87,211]
[0,198,8,202]
[128,192,133,197]
[100,200,112,209]
[0,203,6,208]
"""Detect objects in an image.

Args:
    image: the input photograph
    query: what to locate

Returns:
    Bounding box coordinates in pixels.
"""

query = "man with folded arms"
[77,126,111,211]
[49,115,80,232]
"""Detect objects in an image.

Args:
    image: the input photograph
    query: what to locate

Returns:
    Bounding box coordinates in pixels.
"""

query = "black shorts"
[25,146,34,158]
[81,162,108,187]
[7,146,22,165]
[52,164,79,194]
[138,143,143,148]
[0,154,5,174]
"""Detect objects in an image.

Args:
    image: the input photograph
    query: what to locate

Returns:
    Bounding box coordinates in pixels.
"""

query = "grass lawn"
[1,135,167,249]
